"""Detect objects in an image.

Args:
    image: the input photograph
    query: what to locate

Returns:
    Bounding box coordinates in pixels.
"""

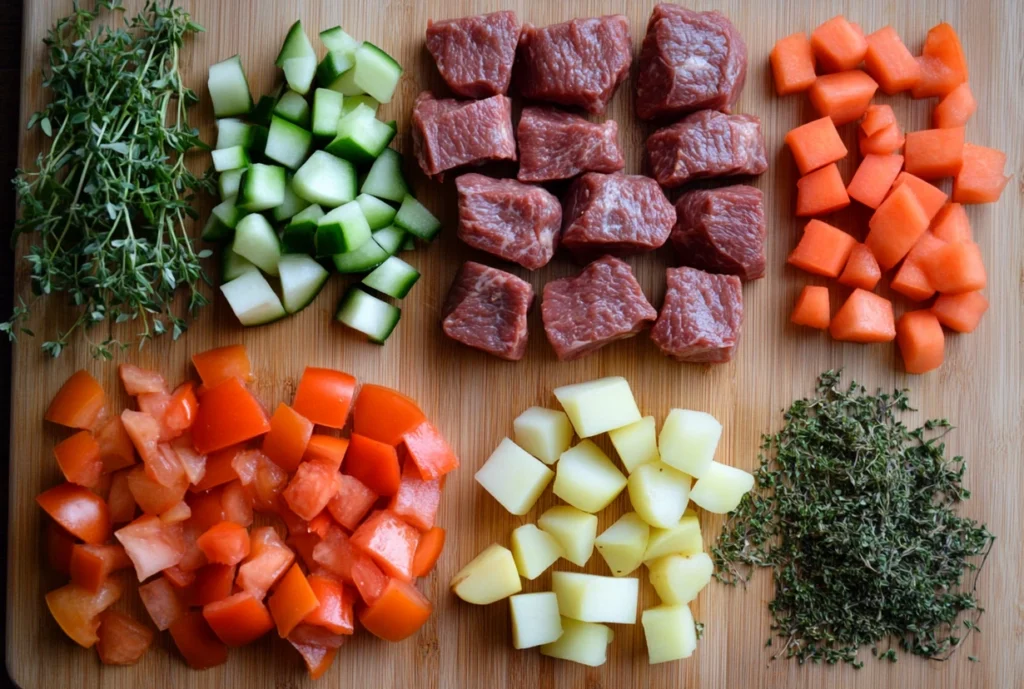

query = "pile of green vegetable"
[713,371,994,667]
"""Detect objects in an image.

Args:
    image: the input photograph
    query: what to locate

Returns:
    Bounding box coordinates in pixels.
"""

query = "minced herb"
[713,371,994,668]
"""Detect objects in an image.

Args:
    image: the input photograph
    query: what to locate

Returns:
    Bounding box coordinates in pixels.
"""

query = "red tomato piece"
[268,564,320,638]
[327,474,378,531]
[304,575,355,635]
[288,623,349,648]
[190,444,241,493]
[126,464,187,515]
[165,382,199,434]
[115,515,186,581]
[46,370,106,430]
[186,487,226,533]
[162,564,195,588]
[303,435,349,472]
[389,461,442,531]
[107,470,136,524]
[93,415,136,474]
[402,420,459,480]
[292,367,357,429]
[47,522,76,575]
[289,532,321,572]
[136,391,176,441]
[312,527,356,584]
[350,552,388,605]
[45,578,123,648]
[412,526,446,578]
[283,461,341,521]
[232,449,288,512]
[192,345,252,388]
[150,443,188,489]
[54,430,103,488]
[169,432,206,486]
[191,563,237,606]
[191,377,271,454]
[358,578,432,642]
[69,544,132,592]
[352,384,426,446]
[196,521,250,566]
[350,510,420,582]
[138,576,186,630]
[237,526,295,601]
[345,433,401,496]
[120,409,163,466]
[307,510,335,539]
[118,364,167,395]
[262,403,314,473]
[169,611,228,669]
[177,521,206,572]
[159,500,192,524]
[288,640,338,680]
[37,483,111,544]
[96,609,153,665]
[221,479,254,527]
[203,591,275,646]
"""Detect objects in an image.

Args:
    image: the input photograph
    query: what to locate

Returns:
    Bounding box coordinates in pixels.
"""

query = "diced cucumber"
[212,145,250,172]
[362,256,420,299]
[216,118,265,150]
[250,94,278,127]
[332,240,388,273]
[336,287,401,343]
[360,148,409,203]
[237,163,287,212]
[320,27,360,58]
[265,116,312,170]
[312,88,344,139]
[233,214,282,276]
[394,194,441,240]
[208,55,253,117]
[324,104,396,164]
[222,241,259,281]
[356,194,397,230]
[273,90,311,128]
[352,42,403,104]
[219,168,245,200]
[292,151,356,207]
[317,201,371,256]
[371,225,406,255]
[202,196,243,242]
[279,254,330,313]
[271,174,311,223]
[316,51,355,88]
[283,55,317,95]
[401,236,416,251]
[275,20,316,67]
[327,68,364,96]
[340,94,379,117]
[221,270,286,326]
[282,204,324,254]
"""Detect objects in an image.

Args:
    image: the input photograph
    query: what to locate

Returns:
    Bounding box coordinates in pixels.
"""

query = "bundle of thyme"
[2,0,212,359]
[713,371,994,668]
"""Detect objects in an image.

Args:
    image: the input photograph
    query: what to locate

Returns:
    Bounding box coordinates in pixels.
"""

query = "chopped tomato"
[138,576,186,631]
[289,531,322,572]
[47,522,76,575]
[353,384,426,446]
[159,500,191,524]
[203,591,275,646]
[169,611,228,669]
[69,544,132,592]
[176,522,206,572]
[45,578,122,647]
[350,552,388,605]
[196,521,250,566]
[351,510,420,582]
[37,482,111,544]
[402,420,459,480]
[149,444,188,489]
[170,433,206,485]
[165,382,199,434]
[289,623,348,649]
[136,391,175,441]
[119,364,167,395]
[304,575,355,635]
[191,563,236,606]
[311,526,356,584]
[192,377,271,454]
[292,367,357,429]
[126,464,187,515]
[120,409,163,467]
[222,480,254,527]
[192,345,252,387]
[54,430,103,488]
[288,640,338,680]
[190,444,242,493]
[303,435,349,472]
[268,564,320,638]
[358,578,432,642]
[389,461,442,531]
[232,449,287,512]
[107,470,136,524]
[411,527,446,578]
[283,461,341,521]
[307,510,335,538]
[262,403,314,473]
[237,526,295,601]
[162,564,195,588]
[345,433,401,496]
[93,415,136,473]
[96,609,153,665]
[46,370,106,430]
[186,487,226,533]
[115,515,185,581]
[326,474,378,531]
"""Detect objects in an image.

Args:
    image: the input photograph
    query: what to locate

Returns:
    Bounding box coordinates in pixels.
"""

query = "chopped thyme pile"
[712,371,994,668]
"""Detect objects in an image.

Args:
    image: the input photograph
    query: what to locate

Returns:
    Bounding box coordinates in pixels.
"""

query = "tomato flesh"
[303,435,348,472]
[311,526,356,584]
[107,470,136,524]
[94,415,137,474]
[54,430,103,488]
[262,403,314,473]
[191,563,236,606]
[268,564,320,638]
[96,609,153,665]
[389,461,442,531]
[289,640,338,680]
[115,515,186,581]
[345,433,401,496]
[37,482,111,544]
[126,464,187,515]
[196,521,250,566]
[353,384,426,446]
[45,578,123,648]
[169,611,228,669]
[190,444,242,493]
[292,367,357,429]
[304,575,355,635]
[358,578,432,642]
[69,544,131,592]
[203,591,275,646]
[327,474,378,530]
[119,364,167,395]
[138,576,186,631]
[350,553,388,605]
[237,526,295,601]
[402,420,460,480]
[165,382,198,434]
[46,370,106,430]
[192,345,252,387]
[191,377,271,454]
[350,510,420,582]
[283,461,341,522]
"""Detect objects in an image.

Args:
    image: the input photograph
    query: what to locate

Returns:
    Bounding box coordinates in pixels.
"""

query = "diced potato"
[609,416,660,473]
[642,604,697,664]
[643,514,702,562]
[511,524,562,580]
[551,571,639,624]
[594,512,649,577]
[647,552,713,605]
[540,617,612,667]
[627,461,691,528]
[689,461,754,514]
[450,544,522,604]
[553,440,627,513]
[513,407,574,465]
[474,438,554,515]
[659,409,722,478]
[510,592,563,649]
[537,506,598,567]
[554,377,641,438]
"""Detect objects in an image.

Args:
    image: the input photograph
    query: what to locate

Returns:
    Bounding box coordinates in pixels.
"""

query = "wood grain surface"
[7,1,1023,688]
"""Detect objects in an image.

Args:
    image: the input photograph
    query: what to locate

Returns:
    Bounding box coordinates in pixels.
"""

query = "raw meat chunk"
[443,262,535,361]
[411,91,516,180]
[636,4,748,120]
[671,185,766,281]
[426,11,520,98]
[456,174,562,270]
[516,106,625,182]
[542,256,657,361]
[646,110,767,188]
[561,172,675,259]
[515,16,632,114]
[650,267,743,363]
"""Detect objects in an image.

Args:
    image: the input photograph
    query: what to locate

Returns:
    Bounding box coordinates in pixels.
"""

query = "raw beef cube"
[516,106,625,182]
[636,4,748,121]
[650,267,743,363]
[442,262,534,361]
[411,91,517,180]
[561,172,675,259]
[426,11,520,98]
[671,185,766,281]
[542,256,657,361]
[515,16,632,115]
[646,110,767,188]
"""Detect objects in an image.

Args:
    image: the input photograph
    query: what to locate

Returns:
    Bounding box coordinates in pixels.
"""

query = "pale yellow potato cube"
[510,592,563,649]
[537,506,598,567]
[642,604,697,664]
[643,514,703,562]
[553,440,627,513]
[475,438,554,515]
[554,377,641,438]
[609,416,660,474]
[627,461,691,528]
[595,512,649,577]
[513,407,574,465]
[451,544,522,604]
[689,461,755,514]
[551,571,639,623]
[511,524,562,580]
[647,552,713,605]
[659,409,722,478]
[540,617,612,667]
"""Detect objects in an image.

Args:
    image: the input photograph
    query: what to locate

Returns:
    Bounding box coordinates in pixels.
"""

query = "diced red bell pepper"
[412,526,446,578]
[192,345,252,388]
[106,470,136,524]
[169,611,228,669]
[119,364,167,395]
[190,444,242,493]
[138,575,187,631]
[45,578,122,647]
[126,464,187,515]
[311,526,356,584]
[93,415,136,473]
[196,521,250,566]
[350,510,420,582]
[169,432,206,485]
[345,433,401,496]
[350,552,388,606]
[268,564,320,638]
[115,515,185,581]
[203,591,275,646]
[237,526,295,601]
[46,370,106,430]
[283,461,341,521]
[191,377,271,454]
[262,403,314,473]
[191,563,237,606]
[303,435,349,472]
[288,640,338,680]
[221,479,254,527]
[37,482,111,544]
[353,384,426,446]
[136,391,175,441]
[389,461,442,531]
[402,420,459,480]
[54,430,103,488]
[304,575,355,635]
[232,448,288,512]
[327,474,377,531]
[358,578,432,642]
[96,609,154,665]
[47,522,76,575]
[69,544,132,592]
[165,382,199,434]
[292,367,357,429]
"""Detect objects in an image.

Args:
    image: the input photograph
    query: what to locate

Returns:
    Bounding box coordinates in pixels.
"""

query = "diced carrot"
[865,184,930,270]
[168,611,227,670]
[829,289,896,343]
[268,564,320,638]
[889,172,949,221]
[784,117,848,175]
[810,16,868,72]
[357,578,432,642]
[859,122,905,156]
[923,241,987,294]
[411,527,446,578]
[923,22,968,83]
[904,127,965,179]
[808,70,878,125]
[933,83,976,128]
[860,104,896,137]
[910,56,962,99]
[896,311,945,374]
[838,244,882,291]
[796,163,850,217]
[931,291,989,332]
[953,143,1009,204]
[770,32,816,95]
[847,154,904,209]
[790,286,830,330]
[931,203,972,243]
[891,232,947,301]
[787,219,857,278]
[864,26,921,93]
[54,431,103,488]
[203,591,275,646]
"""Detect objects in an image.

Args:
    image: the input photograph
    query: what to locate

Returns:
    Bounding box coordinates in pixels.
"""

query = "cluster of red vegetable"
[770,17,1008,374]
[36,345,458,677]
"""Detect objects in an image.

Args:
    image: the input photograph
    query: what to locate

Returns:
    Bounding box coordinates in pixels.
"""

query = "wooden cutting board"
[7,1,1023,687]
